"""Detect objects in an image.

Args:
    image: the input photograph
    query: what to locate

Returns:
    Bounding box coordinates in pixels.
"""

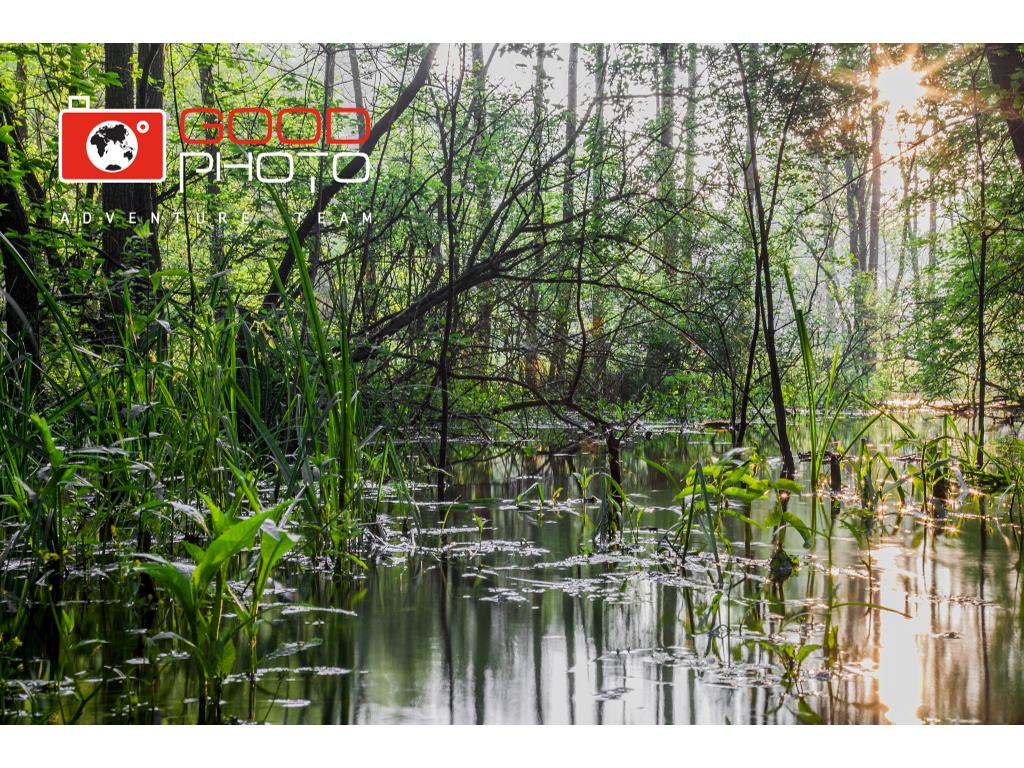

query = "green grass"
[0,209,376,714]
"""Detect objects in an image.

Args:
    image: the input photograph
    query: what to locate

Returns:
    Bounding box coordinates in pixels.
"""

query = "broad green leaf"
[723,487,763,503]
[796,643,820,663]
[183,541,205,565]
[199,492,227,535]
[217,635,237,678]
[193,511,271,590]
[255,519,300,602]
[771,478,801,494]
[137,558,195,617]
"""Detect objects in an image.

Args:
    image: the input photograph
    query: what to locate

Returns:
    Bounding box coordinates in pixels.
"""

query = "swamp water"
[3,414,1023,724]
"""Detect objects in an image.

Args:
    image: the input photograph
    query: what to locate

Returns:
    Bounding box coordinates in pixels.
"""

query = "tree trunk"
[736,242,762,447]
[590,44,609,394]
[734,44,802,479]
[198,46,225,281]
[348,44,365,131]
[436,52,464,499]
[308,43,336,286]
[973,94,989,470]
[910,160,920,282]
[985,43,1024,176]
[470,44,495,366]
[550,43,578,384]
[681,44,699,266]
[605,431,625,540]
[928,169,937,268]
[100,43,134,279]
[867,44,882,279]
[135,42,163,275]
[524,43,546,390]
[893,148,914,295]
[844,153,861,267]
[656,43,677,267]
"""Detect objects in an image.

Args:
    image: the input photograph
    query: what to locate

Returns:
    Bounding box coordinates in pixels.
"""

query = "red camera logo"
[59,97,166,183]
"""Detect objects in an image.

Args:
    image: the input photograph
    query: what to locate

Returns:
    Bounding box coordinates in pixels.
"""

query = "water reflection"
[3,417,1023,723]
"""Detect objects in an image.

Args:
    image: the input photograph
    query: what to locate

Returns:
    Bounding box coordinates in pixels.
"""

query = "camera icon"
[59,97,166,183]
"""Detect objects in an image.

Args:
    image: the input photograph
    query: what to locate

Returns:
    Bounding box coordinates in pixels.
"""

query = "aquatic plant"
[783,266,847,504]
[751,637,819,688]
[252,189,364,560]
[137,471,297,723]
[648,447,803,570]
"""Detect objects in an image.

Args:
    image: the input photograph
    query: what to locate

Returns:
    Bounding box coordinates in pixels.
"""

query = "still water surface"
[6,415,1024,723]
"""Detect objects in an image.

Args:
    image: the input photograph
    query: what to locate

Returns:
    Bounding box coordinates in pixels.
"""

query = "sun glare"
[876,59,925,117]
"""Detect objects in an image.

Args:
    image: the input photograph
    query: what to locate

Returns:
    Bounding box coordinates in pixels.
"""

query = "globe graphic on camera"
[85,120,138,173]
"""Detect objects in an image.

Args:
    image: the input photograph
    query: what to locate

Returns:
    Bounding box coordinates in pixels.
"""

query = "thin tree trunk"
[524,43,546,390]
[470,44,494,366]
[856,174,868,268]
[973,94,988,470]
[437,58,465,500]
[656,43,677,267]
[551,43,578,383]
[844,153,861,267]
[309,43,336,285]
[734,44,806,479]
[867,44,883,279]
[736,250,762,446]
[819,166,836,261]
[135,43,164,278]
[348,44,365,131]
[928,169,938,268]
[911,159,920,282]
[198,46,225,283]
[101,43,134,279]
[893,149,914,295]
[681,44,698,266]
[590,44,609,394]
